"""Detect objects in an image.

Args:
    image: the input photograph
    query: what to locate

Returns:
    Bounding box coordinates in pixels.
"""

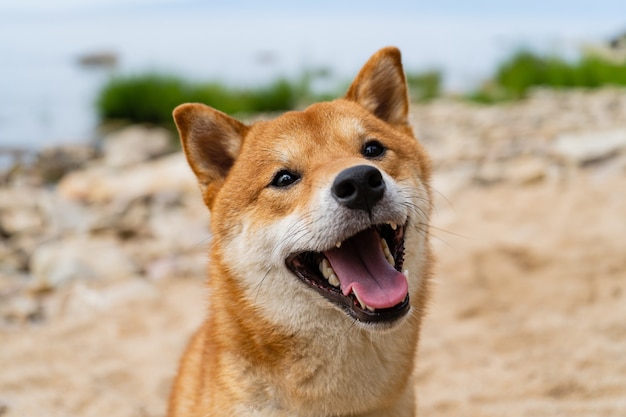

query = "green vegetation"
[96,68,445,129]
[96,74,310,128]
[470,50,626,103]
[406,70,442,102]
[96,50,626,128]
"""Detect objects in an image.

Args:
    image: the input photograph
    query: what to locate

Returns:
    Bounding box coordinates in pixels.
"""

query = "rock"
[147,204,209,252]
[45,279,159,318]
[0,207,43,236]
[0,240,29,274]
[102,125,175,168]
[57,152,197,205]
[0,186,43,210]
[505,156,547,184]
[552,128,626,166]
[0,294,43,325]
[145,253,207,281]
[0,269,29,298]
[29,236,140,290]
[473,161,503,185]
[36,144,99,183]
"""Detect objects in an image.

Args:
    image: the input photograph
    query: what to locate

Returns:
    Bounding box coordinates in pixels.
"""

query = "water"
[0,5,623,150]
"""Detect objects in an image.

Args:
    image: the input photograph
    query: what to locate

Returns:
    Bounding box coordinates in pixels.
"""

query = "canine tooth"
[335,242,342,248]
[353,290,366,310]
[353,290,375,312]
[328,273,340,287]
[403,269,410,280]
[386,254,395,267]
[389,222,398,231]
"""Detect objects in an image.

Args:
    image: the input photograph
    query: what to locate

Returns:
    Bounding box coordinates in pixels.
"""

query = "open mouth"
[286,223,409,323]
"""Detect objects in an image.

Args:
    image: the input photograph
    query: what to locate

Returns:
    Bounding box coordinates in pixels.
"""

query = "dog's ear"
[345,47,409,127]
[173,103,248,208]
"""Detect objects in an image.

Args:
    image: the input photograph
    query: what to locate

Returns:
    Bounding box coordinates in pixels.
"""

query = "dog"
[168,47,433,417]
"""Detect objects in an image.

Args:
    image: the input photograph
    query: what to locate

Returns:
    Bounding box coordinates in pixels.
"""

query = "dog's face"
[174,48,432,333]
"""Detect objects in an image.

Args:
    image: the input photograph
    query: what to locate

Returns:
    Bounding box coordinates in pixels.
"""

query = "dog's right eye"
[271,170,300,188]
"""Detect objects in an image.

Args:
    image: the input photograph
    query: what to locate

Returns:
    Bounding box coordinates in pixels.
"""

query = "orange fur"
[168,47,434,417]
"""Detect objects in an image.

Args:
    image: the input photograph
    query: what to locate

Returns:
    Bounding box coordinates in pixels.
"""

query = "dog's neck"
[203,251,423,417]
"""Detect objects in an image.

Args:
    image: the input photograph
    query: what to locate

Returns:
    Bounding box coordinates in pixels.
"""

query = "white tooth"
[353,290,375,312]
[319,259,330,279]
[403,269,410,280]
[319,258,340,287]
[353,290,366,310]
[335,242,342,248]
[381,238,395,266]
[328,273,340,287]
[389,222,398,231]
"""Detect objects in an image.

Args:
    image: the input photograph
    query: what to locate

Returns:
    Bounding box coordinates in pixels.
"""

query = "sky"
[2,0,623,83]
[0,0,625,148]
[2,0,626,19]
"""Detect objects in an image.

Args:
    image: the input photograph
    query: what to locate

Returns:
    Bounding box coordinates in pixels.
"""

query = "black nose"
[331,165,385,212]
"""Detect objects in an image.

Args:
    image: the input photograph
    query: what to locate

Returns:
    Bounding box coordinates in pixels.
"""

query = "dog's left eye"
[271,170,300,188]
[362,140,386,158]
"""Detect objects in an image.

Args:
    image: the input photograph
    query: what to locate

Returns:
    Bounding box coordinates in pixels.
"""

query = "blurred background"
[1,0,626,149]
[1,1,626,417]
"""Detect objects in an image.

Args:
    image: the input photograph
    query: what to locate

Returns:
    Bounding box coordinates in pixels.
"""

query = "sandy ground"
[418,171,626,416]
[2,135,626,415]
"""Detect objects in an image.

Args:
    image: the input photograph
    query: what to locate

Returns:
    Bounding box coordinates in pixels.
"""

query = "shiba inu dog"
[168,47,433,417]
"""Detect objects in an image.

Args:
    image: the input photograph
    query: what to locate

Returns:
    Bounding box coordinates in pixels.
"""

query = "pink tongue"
[323,229,408,309]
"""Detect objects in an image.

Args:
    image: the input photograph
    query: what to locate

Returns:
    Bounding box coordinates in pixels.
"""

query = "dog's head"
[174,47,432,332]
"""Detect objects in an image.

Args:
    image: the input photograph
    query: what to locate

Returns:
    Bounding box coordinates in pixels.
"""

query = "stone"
[145,253,207,281]
[147,205,209,252]
[0,240,29,274]
[505,156,547,185]
[102,125,175,168]
[29,236,139,290]
[0,294,42,325]
[473,161,503,185]
[35,144,99,183]
[552,128,626,166]
[55,279,157,317]
[0,207,43,236]
[57,152,197,205]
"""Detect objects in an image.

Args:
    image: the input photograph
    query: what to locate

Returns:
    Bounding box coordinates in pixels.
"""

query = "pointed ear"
[173,103,248,208]
[345,47,410,127]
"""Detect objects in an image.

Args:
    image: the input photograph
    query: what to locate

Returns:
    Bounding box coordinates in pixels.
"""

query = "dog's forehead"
[243,101,369,161]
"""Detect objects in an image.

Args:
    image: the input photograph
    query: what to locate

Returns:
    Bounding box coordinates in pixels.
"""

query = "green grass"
[97,51,626,126]
[96,68,446,130]
[470,50,626,103]
[96,74,308,129]
[406,70,442,102]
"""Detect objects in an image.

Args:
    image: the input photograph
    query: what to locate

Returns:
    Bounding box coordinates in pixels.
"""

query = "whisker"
[424,224,470,240]
[254,267,272,303]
